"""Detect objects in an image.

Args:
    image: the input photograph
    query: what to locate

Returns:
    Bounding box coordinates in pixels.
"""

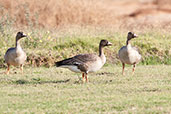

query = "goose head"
[127,32,138,40]
[16,32,27,41]
[100,40,112,48]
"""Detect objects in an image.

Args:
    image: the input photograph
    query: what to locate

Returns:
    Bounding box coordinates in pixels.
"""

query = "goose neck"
[99,45,104,57]
[15,39,21,48]
[126,39,131,46]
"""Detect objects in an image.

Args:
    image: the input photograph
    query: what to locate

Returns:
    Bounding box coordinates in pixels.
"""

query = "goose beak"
[107,42,112,46]
[22,34,27,38]
[134,34,138,38]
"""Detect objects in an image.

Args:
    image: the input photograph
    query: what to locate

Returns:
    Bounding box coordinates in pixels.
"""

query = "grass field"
[0,65,170,113]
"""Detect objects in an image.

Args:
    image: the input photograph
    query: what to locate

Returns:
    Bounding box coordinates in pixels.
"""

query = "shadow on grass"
[96,72,115,76]
[0,72,5,74]
[13,79,70,85]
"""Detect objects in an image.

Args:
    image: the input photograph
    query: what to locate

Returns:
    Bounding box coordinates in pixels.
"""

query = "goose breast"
[4,48,27,66]
[119,46,141,64]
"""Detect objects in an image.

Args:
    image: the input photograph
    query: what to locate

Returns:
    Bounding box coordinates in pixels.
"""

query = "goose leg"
[20,64,23,74]
[6,64,10,74]
[122,63,125,75]
[82,73,85,82]
[132,64,136,75]
[85,73,88,82]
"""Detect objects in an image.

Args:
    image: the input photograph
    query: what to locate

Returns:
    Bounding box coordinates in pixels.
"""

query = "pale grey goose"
[118,32,141,75]
[4,32,27,74]
[55,40,112,82]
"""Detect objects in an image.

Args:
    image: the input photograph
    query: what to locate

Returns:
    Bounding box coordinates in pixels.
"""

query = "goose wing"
[5,47,15,54]
[56,53,98,67]
[4,48,17,61]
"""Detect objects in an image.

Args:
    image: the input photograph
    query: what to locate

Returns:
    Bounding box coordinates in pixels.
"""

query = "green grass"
[0,65,171,113]
[0,28,171,67]
[0,24,171,66]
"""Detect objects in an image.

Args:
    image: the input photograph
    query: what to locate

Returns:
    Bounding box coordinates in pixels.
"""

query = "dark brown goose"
[55,40,112,82]
[4,32,27,74]
[118,32,141,75]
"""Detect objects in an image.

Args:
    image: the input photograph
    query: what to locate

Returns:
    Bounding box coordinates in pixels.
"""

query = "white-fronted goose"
[55,40,112,82]
[118,32,141,75]
[4,32,27,74]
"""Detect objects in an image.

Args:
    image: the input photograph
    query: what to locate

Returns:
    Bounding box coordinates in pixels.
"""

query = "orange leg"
[20,64,24,74]
[132,64,136,75]
[85,73,88,82]
[82,73,85,81]
[122,63,125,75]
[6,64,10,75]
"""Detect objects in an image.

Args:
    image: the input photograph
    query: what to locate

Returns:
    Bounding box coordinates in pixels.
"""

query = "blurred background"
[0,0,171,29]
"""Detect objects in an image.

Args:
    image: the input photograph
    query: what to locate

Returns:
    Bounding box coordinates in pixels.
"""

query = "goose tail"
[55,61,63,67]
